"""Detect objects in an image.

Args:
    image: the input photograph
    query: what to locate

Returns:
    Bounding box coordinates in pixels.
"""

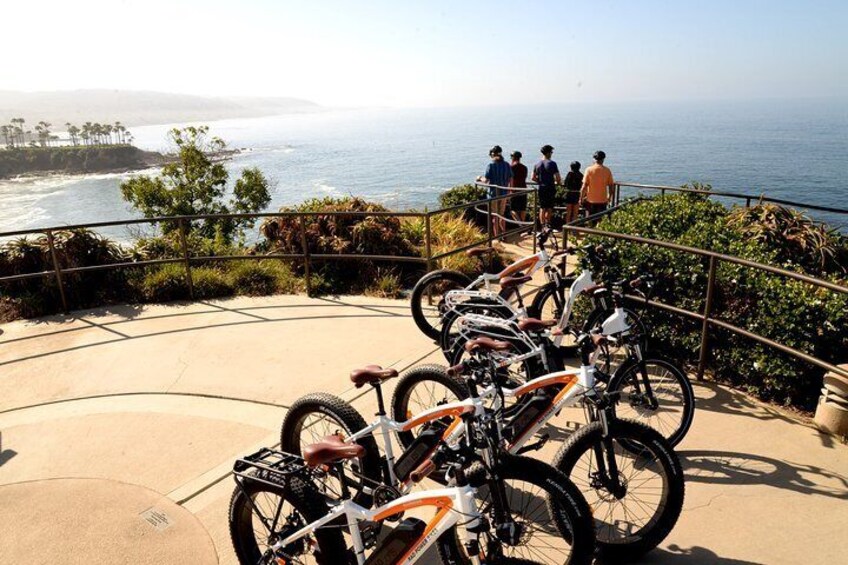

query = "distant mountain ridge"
[0,90,319,127]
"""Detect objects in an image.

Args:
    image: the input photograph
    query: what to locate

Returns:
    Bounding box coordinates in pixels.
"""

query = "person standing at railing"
[477,145,512,236]
[531,144,561,227]
[581,150,615,224]
[509,150,528,223]
[563,161,583,224]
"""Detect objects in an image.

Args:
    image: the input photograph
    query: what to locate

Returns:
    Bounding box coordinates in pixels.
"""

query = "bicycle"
[392,335,686,561]
[438,277,695,447]
[410,228,568,341]
[244,380,596,564]
[282,336,684,562]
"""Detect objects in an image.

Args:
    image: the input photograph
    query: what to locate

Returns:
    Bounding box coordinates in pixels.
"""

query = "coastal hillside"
[0,90,319,127]
[0,145,167,179]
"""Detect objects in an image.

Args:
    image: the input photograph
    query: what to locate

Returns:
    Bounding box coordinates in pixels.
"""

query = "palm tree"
[69,125,80,146]
[103,123,113,145]
[82,122,93,146]
[35,121,51,147]
[11,118,25,146]
[1,125,10,148]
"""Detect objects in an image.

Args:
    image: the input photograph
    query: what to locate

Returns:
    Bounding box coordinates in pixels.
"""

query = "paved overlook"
[0,241,846,564]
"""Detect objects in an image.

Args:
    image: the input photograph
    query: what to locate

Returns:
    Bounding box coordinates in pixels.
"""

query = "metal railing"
[612,182,848,219]
[0,187,538,311]
[561,201,848,384]
[1,180,845,387]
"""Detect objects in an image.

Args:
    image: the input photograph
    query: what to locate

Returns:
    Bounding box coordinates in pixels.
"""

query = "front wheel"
[609,357,695,447]
[437,455,595,565]
[410,270,473,341]
[551,418,685,562]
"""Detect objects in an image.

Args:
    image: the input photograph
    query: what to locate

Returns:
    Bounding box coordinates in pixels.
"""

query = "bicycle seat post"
[372,382,386,416]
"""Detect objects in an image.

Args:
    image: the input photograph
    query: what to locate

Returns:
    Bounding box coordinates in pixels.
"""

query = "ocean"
[1,98,846,240]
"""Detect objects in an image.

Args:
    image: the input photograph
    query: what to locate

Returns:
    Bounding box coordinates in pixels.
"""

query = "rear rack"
[233,447,309,489]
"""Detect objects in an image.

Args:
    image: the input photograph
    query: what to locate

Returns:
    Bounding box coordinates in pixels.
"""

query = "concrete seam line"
[174,442,282,506]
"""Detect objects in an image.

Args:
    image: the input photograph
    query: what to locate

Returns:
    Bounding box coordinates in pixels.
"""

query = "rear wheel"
[527,280,585,351]
[280,393,381,506]
[410,270,473,341]
[551,418,684,561]
[229,475,345,564]
[436,455,595,565]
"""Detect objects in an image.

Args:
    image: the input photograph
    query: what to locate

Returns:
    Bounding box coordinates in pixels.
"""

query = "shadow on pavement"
[680,449,848,500]
[0,297,411,367]
[638,544,765,564]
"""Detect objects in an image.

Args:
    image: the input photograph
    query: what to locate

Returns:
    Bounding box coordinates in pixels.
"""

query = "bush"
[583,191,848,411]
[139,263,191,302]
[227,260,301,295]
[192,267,235,299]
[0,229,131,319]
[366,268,403,298]
[259,196,420,294]
[438,184,487,210]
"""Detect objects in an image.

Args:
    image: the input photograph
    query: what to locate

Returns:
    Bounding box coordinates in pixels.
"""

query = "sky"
[2,0,847,107]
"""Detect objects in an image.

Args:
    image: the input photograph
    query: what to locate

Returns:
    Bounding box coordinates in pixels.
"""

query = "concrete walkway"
[1,291,846,564]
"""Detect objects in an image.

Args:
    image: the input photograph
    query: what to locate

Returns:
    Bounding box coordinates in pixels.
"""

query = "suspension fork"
[630,343,658,410]
[589,402,626,498]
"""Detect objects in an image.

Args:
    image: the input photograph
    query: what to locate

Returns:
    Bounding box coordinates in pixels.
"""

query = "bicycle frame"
[274,484,483,565]
[345,396,482,490]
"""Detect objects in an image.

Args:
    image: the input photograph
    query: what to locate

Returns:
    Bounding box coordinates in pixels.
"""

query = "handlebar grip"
[410,459,437,483]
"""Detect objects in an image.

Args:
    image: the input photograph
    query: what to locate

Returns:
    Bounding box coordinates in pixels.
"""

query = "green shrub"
[259,196,420,293]
[227,260,301,295]
[0,229,131,319]
[438,184,487,210]
[583,191,848,411]
[139,263,191,302]
[366,268,403,298]
[192,267,234,299]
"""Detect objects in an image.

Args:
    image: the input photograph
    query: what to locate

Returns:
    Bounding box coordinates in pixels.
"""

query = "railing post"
[300,216,312,297]
[533,187,540,241]
[661,188,666,201]
[697,256,718,381]
[424,211,432,272]
[45,230,68,313]
[178,218,194,299]
[486,199,493,249]
[745,197,752,208]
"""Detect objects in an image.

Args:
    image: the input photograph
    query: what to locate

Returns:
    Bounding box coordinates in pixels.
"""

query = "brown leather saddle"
[464,336,513,354]
[350,365,398,388]
[302,434,365,467]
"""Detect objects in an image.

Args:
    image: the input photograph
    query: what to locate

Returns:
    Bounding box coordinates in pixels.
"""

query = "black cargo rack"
[233,447,309,489]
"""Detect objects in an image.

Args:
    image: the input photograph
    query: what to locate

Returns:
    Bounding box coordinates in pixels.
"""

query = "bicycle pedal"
[515,433,549,454]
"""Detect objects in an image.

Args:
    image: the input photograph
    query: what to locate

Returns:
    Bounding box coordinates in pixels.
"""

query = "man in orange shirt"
[581,150,615,222]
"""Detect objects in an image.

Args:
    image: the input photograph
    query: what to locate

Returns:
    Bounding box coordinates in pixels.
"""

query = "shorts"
[564,189,580,205]
[586,202,608,216]
[538,185,556,209]
[510,192,527,212]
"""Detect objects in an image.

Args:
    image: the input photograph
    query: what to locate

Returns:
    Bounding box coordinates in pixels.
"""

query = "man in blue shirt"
[477,145,512,236]
[532,144,561,227]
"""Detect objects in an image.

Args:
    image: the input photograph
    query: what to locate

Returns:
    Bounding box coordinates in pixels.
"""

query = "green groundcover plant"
[582,190,848,411]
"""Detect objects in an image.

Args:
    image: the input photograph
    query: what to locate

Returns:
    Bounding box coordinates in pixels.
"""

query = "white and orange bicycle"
[230,376,596,564]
